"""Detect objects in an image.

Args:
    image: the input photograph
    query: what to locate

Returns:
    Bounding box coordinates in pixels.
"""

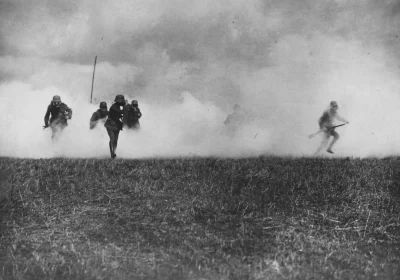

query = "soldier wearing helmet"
[104,95,125,159]
[315,101,349,155]
[123,99,142,130]
[90,102,109,129]
[43,95,73,142]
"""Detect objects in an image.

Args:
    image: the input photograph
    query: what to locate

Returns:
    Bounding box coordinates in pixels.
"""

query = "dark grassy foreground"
[0,157,399,280]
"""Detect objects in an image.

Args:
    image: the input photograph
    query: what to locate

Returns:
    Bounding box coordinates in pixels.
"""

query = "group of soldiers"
[44,94,348,157]
[43,94,142,159]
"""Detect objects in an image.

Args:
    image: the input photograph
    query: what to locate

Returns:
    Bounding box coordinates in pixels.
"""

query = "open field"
[0,156,399,280]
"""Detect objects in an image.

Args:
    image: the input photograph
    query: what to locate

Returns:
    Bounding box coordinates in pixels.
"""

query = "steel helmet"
[114,95,125,103]
[52,95,61,102]
[99,101,107,109]
[330,101,338,108]
[131,100,138,105]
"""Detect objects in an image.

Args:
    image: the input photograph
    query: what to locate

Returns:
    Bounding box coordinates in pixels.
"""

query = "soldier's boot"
[111,143,117,159]
[326,135,339,154]
[314,134,329,156]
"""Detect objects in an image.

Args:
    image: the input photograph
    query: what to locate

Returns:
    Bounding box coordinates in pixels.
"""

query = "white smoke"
[0,81,270,158]
[1,0,400,158]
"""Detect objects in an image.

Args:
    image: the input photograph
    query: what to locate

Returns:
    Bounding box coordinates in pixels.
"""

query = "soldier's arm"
[318,112,328,129]
[318,119,324,130]
[90,112,98,122]
[335,114,349,123]
[138,108,142,118]
[44,106,51,126]
[89,112,98,129]
[66,106,73,119]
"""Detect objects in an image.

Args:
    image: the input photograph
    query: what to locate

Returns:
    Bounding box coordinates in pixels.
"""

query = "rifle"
[308,123,348,139]
[328,123,347,130]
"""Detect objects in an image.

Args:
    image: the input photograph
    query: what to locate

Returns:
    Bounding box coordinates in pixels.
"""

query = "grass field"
[0,156,399,280]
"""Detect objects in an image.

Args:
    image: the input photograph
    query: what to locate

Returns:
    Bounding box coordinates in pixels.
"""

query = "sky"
[1,0,400,158]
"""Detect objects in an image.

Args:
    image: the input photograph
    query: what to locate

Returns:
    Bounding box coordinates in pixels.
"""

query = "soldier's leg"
[51,125,60,143]
[51,126,56,142]
[106,128,115,157]
[51,123,66,143]
[327,131,340,153]
[314,133,330,156]
[58,125,66,141]
[114,130,120,155]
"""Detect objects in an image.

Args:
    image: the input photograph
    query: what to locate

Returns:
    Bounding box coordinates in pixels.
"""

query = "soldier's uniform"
[123,100,142,130]
[44,95,72,142]
[315,101,349,154]
[90,102,109,129]
[104,95,125,159]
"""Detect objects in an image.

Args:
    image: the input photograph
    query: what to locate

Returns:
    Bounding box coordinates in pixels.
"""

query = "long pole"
[90,55,97,104]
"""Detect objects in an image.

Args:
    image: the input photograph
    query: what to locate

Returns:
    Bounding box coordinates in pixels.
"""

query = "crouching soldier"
[123,100,142,130]
[43,95,73,142]
[104,95,125,159]
[314,101,349,155]
[90,102,109,129]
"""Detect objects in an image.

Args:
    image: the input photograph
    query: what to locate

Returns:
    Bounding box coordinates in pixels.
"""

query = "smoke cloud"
[1,0,400,158]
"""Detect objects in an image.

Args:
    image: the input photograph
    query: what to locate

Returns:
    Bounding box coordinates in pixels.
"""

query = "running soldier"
[90,102,109,129]
[123,100,142,130]
[315,101,349,155]
[223,104,244,137]
[104,95,125,159]
[43,95,73,142]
